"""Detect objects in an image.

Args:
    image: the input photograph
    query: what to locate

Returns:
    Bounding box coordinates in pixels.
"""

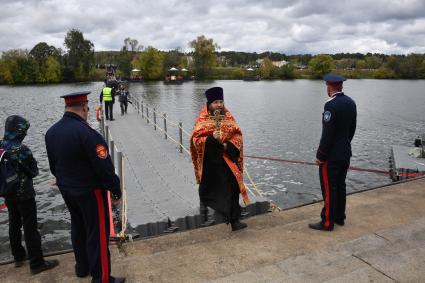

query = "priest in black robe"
[190,87,250,231]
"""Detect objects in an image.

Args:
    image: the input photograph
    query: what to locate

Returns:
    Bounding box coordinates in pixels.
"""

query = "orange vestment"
[190,105,250,205]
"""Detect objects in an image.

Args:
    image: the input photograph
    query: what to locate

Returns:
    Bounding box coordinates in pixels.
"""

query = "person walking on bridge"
[117,84,129,116]
[190,87,250,231]
[309,74,357,231]
[100,83,115,121]
[45,92,125,283]
[1,115,59,275]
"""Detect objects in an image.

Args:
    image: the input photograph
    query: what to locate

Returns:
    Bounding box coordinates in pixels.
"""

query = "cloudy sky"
[1,0,425,54]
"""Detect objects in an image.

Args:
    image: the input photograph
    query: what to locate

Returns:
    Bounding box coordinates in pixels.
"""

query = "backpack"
[0,148,19,197]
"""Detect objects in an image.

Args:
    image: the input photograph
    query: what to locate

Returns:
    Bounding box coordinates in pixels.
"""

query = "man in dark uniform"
[309,74,357,231]
[45,92,125,283]
[100,83,115,121]
[1,115,59,274]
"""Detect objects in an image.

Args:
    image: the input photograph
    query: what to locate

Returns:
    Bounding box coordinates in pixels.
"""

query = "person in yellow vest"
[99,83,116,121]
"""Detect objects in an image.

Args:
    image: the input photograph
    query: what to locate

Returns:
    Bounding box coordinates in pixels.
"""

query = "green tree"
[373,67,396,79]
[418,59,425,78]
[118,38,143,77]
[122,37,143,52]
[334,58,356,70]
[163,49,183,70]
[29,42,61,83]
[364,56,383,69]
[189,35,219,79]
[259,58,274,79]
[277,64,295,79]
[132,47,164,80]
[30,42,60,61]
[355,59,367,69]
[397,53,424,78]
[44,56,62,82]
[0,49,24,84]
[231,68,244,79]
[309,54,333,78]
[63,29,94,81]
[14,56,36,84]
[0,49,38,84]
[117,51,133,78]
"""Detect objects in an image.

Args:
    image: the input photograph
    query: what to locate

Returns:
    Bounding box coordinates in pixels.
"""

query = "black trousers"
[229,183,241,223]
[199,180,241,224]
[105,101,114,120]
[5,197,44,268]
[61,189,112,283]
[318,160,349,229]
[120,101,128,115]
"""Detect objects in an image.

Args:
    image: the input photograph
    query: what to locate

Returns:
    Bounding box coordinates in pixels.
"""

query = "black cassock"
[199,135,241,222]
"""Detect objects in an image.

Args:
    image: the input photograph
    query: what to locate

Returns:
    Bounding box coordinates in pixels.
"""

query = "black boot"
[30,259,59,275]
[75,263,89,278]
[111,276,126,283]
[231,220,247,231]
[14,259,25,268]
[308,221,333,231]
[200,202,215,227]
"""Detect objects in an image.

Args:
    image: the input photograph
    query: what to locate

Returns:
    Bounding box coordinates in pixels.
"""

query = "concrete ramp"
[2,177,425,282]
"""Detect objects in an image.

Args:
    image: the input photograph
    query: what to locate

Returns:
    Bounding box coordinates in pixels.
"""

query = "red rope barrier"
[244,155,390,175]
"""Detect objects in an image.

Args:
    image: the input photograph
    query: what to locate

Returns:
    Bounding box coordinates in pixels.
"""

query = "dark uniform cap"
[60,91,91,104]
[323,74,346,86]
[205,87,224,103]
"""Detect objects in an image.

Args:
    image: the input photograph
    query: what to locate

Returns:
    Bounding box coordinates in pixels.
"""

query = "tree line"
[1,29,425,85]
[0,29,95,84]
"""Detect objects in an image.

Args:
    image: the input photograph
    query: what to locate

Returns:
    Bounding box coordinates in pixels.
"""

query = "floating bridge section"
[102,96,270,238]
[389,145,425,181]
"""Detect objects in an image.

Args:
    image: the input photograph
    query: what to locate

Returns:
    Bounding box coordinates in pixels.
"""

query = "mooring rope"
[244,155,390,175]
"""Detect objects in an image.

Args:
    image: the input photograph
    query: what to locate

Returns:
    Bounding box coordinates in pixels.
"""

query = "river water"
[0,80,424,260]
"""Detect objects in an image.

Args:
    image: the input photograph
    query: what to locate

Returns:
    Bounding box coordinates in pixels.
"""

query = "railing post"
[179,122,183,153]
[117,151,123,190]
[110,140,115,165]
[422,134,425,158]
[141,102,144,118]
[105,125,109,143]
[137,99,140,114]
[100,110,105,136]
[146,107,149,124]
[153,108,157,130]
[163,113,167,139]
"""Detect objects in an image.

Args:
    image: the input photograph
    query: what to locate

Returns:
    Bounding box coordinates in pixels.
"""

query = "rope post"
[117,151,123,190]
[105,125,109,143]
[422,134,425,157]
[137,99,140,114]
[153,108,157,130]
[163,113,167,139]
[146,107,149,124]
[110,140,115,165]
[141,102,144,118]
[179,122,183,153]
